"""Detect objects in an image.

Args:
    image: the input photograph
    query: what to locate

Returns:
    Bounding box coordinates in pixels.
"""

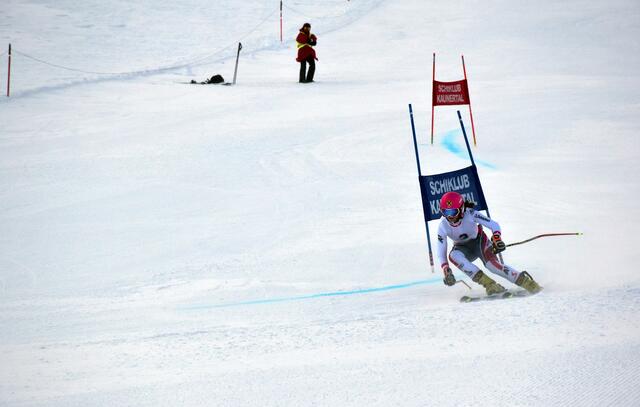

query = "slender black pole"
[409,104,435,273]
[280,1,283,43]
[6,43,11,97]
[409,104,422,176]
[232,42,242,85]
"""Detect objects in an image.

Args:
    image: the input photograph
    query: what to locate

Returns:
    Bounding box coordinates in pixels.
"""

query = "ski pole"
[456,280,471,290]
[506,232,583,248]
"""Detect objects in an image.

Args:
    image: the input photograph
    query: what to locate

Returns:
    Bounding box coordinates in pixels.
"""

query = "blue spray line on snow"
[181,277,442,310]
[441,130,497,169]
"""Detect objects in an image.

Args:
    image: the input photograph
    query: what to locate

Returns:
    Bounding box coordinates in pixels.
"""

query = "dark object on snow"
[207,74,224,84]
[190,74,225,84]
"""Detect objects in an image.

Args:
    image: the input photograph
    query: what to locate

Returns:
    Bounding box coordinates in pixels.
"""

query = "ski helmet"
[440,191,465,225]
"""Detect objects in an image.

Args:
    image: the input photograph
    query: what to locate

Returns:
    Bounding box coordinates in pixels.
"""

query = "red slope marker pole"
[461,54,477,146]
[430,52,435,145]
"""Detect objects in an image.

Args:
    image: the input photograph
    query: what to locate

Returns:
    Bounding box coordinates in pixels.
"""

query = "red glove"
[442,264,456,286]
[491,232,506,254]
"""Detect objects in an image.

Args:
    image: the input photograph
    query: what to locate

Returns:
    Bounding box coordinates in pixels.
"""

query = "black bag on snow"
[206,74,224,84]
[190,74,225,84]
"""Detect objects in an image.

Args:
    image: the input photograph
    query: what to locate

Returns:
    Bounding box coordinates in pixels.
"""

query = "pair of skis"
[460,288,534,303]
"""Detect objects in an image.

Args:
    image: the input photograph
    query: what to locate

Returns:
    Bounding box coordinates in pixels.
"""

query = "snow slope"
[1,0,640,405]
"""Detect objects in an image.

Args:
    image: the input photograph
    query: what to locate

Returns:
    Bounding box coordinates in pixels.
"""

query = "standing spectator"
[296,23,318,83]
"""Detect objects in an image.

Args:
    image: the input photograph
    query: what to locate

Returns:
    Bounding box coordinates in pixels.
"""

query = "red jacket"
[296,30,317,62]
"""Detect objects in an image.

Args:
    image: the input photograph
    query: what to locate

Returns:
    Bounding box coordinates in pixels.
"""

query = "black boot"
[306,58,315,83]
[299,61,307,83]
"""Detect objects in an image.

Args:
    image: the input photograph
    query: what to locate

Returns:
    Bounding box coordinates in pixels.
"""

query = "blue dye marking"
[442,130,496,169]
[181,277,443,310]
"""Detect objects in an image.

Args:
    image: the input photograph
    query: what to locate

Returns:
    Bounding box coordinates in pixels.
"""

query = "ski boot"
[515,271,542,294]
[472,271,506,295]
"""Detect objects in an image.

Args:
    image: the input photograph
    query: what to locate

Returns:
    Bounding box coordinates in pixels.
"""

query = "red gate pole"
[461,54,477,146]
[6,43,11,97]
[430,52,435,144]
[280,1,283,43]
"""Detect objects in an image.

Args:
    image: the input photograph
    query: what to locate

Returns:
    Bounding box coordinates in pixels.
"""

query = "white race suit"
[436,208,522,284]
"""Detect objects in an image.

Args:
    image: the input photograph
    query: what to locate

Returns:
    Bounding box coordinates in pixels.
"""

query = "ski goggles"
[441,207,461,218]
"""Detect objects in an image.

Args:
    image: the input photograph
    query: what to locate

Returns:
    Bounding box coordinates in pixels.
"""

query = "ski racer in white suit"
[436,191,542,295]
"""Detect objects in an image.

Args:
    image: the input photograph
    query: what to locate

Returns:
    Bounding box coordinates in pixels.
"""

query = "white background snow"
[1,0,640,405]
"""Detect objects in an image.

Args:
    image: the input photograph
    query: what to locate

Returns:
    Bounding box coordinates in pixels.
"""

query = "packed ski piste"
[3,1,640,406]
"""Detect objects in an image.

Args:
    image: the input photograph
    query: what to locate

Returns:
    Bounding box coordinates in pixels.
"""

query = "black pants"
[299,57,315,83]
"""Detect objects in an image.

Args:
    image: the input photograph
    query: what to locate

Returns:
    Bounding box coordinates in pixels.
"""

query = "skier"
[437,191,542,295]
[296,23,318,83]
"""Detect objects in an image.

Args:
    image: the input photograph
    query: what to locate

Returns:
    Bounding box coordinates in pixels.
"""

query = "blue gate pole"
[457,110,477,167]
[457,110,504,263]
[409,104,435,274]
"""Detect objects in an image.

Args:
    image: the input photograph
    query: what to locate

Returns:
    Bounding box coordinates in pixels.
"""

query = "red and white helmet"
[440,191,465,225]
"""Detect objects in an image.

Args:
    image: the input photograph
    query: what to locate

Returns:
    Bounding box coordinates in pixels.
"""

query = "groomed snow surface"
[1,0,640,405]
